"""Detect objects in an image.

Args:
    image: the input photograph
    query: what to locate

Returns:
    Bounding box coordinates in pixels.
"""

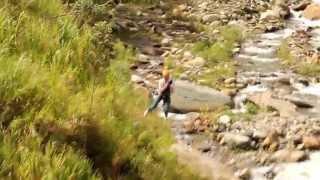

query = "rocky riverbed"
[123,0,320,179]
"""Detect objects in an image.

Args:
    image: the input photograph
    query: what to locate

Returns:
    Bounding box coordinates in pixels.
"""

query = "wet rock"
[248,91,297,117]
[285,93,317,108]
[220,132,251,149]
[171,80,232,112]
[303,135,320,149]
[303,3,320,20]
[292,1,310,11]
[271,149,308,163]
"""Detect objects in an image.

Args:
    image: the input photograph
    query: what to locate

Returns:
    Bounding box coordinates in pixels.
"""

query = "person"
[144,69,174,119]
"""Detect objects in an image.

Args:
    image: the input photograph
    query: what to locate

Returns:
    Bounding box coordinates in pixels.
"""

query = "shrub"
[0,0,201,179]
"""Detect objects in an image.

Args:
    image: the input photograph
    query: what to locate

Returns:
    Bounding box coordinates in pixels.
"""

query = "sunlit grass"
[0,0,201,179]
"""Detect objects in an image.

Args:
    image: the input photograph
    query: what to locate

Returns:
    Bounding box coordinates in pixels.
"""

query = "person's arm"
[170,80,174,93]
[158,79,164,94]
[159,79,172,94]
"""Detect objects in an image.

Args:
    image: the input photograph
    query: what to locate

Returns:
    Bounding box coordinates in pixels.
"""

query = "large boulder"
[260,6,290,20]
[219,132,251,149]
[248,91,297,117]
[303,135,320,149]
[285,93,318,108]
[292,0,311,11]
[171,80,232,112]
[303,3,320,20]
[271,149,308,163]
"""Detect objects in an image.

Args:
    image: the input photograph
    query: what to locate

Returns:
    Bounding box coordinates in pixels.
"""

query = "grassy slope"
[0,0,200,179]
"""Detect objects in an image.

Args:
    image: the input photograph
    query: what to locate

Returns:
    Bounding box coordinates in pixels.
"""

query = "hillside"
[2,0,320,179]
[0,0,201,179]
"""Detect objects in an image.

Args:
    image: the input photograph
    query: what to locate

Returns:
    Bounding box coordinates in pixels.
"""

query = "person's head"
[162,69,170,81]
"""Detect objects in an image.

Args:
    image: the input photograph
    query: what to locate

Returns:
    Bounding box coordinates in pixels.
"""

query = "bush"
[190,26,242,88]
[0,0,200,179]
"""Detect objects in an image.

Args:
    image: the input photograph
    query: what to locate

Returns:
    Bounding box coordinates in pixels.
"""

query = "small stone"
[183,51,194,60]
[232,47,241,54]
[161,38,172,46]
[137,54,150,63]
[196,142,212,152]
[293,1,310,11]
[136,10,143,16]
[220,132,251,149]
[131,75,144,83]
[253,130,268,140]
[202,14,217,23]
[303,135,320,149]
[262,130,280,151]
[218,115,231,125]
[183,120,195,134]
[235,168,251,180]
[224,77,236,84]
[185,56,206,67]
[221,89,237,97]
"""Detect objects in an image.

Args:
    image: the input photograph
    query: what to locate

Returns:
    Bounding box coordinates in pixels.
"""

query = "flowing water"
[233,1,320,179]
[167,1,320,179]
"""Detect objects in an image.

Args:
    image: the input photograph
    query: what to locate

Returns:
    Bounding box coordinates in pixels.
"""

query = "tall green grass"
[191,25,242,88]
[0,0,200,179]
[278,40,320,77]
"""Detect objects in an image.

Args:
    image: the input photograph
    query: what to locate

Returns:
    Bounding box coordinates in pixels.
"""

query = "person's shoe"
[143,109,149,117]
[164,113,168,120]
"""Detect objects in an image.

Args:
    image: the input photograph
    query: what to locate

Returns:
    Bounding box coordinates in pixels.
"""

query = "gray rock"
[235,168,251,180]
[183,51,194,60]
[248,91,297,117]
[293,0,310,11]
[195,142,212,152]
[271,149,308,163]
[171,80,232,112]
[285,93,318,108]
[220,132,251,149]
[161,38,172,46]
[202,14,217,23]
[253,129,268,140]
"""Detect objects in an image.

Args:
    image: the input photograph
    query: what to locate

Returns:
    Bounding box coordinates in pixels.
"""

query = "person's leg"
[144,95,162,116]
[162,96,171,119]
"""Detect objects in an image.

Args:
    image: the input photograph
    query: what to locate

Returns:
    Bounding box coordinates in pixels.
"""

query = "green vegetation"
[0,0,200,179]
[209,102,260,124]
[278,40,320,77]
[277,40,295,65]
[297,63,320,77]
[191,25,243,88]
